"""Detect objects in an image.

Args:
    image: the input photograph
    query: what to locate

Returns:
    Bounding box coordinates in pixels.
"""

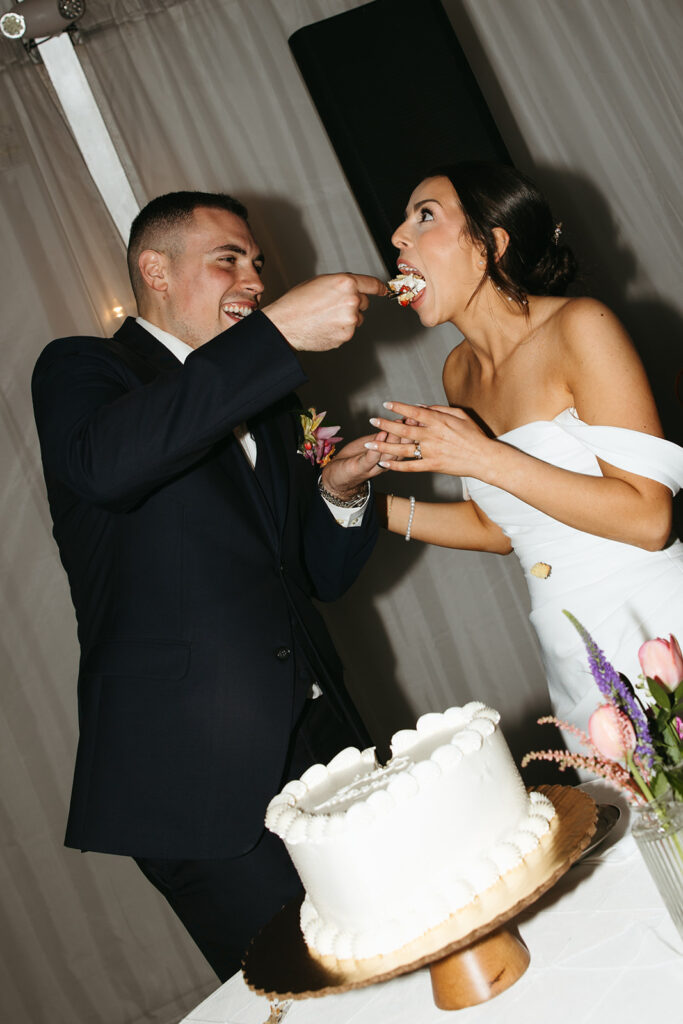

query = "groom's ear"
[138,249,169,294]
[491,227,510,263]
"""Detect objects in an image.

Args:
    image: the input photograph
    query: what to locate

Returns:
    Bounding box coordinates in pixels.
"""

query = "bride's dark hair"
[427,162,577,311]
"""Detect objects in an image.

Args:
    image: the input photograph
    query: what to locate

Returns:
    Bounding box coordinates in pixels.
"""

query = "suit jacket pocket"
[82,640,191,680]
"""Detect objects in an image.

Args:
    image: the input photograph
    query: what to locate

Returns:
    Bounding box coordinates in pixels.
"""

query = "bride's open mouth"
[386,263,426,307]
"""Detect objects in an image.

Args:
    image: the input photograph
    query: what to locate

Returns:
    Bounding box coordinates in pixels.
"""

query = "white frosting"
[387,272,426,293]
[387,272,426,302]
[265,702,555,960]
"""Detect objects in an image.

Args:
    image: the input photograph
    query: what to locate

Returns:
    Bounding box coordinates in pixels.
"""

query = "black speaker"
[289,0,511,273]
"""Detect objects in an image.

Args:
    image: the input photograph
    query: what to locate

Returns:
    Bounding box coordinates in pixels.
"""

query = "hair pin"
[553,222,563,245]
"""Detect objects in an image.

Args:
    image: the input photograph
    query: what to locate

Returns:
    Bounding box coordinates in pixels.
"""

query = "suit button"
[275,646,291,660]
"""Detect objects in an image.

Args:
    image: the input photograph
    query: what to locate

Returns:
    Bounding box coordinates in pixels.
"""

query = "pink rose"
[638,635,683,691]
[588,705,637,761]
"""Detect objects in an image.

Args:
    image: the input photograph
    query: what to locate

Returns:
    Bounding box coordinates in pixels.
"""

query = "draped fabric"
[0,1,681,1020]
[447,0,683,446]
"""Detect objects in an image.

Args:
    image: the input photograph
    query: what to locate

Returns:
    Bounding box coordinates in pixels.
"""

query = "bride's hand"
[366,401,496,478]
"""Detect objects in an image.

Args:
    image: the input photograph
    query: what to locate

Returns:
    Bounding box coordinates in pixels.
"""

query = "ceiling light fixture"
[0,0,86,42]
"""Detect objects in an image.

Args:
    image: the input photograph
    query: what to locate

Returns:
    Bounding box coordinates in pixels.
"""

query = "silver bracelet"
[405,495,416,541]
[318,477,370,508]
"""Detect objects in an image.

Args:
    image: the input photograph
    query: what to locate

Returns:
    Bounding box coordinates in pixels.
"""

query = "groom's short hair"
[127,191,250,303]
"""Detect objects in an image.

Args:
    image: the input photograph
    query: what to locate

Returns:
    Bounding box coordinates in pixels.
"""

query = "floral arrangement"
[297,408,343,467]
[522,611,683,806]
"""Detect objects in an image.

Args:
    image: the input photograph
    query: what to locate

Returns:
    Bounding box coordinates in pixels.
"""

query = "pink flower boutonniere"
[297,407,343,467]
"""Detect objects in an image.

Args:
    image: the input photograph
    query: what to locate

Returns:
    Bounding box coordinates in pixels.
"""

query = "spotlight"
[0,0,86,41]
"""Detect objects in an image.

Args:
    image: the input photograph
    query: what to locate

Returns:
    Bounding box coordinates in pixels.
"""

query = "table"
[181,784,682,1023]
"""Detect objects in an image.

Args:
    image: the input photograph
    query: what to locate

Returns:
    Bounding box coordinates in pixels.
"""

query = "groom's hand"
[262,273,387,352]
[320,429,401,499]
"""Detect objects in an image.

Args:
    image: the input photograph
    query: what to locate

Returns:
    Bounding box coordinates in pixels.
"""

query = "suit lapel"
[222,434,280,547]
[249,413,290,539]
[113,318,286,547]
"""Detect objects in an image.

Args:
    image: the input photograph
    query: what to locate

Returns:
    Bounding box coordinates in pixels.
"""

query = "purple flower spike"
[563,610,655,774]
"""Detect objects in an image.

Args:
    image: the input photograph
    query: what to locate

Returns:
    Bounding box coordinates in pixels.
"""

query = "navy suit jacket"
[32,314,377,859]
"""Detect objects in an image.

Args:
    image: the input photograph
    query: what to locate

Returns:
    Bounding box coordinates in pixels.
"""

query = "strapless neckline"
[496,407,576,441]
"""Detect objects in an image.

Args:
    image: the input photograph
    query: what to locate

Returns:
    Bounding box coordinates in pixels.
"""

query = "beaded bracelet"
[405,495,416,541]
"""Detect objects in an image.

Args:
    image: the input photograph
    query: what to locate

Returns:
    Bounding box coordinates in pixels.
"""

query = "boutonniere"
[297,407,343,466]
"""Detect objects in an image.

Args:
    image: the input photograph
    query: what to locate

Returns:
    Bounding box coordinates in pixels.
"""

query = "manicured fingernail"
[364,442,378,450]
[383,402,394,410]
[369,417,380,426]
[378,461,391,468]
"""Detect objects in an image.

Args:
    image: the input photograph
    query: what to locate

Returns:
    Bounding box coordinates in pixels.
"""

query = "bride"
[368,162,683,743]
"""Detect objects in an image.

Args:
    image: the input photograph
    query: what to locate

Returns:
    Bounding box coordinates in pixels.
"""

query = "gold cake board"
[243,785,597,1010]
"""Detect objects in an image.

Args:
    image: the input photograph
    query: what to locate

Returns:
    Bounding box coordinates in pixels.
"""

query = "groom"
[31,191,387,979]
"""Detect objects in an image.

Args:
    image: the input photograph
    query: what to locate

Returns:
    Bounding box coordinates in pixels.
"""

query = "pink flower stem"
[666,718,683,755]
[521,749,639,800]
[626,752,654,803]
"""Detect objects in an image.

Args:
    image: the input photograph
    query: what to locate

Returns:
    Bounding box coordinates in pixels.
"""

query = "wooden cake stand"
[243,785,597,1011]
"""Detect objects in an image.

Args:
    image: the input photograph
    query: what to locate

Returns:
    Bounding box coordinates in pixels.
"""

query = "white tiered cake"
[265,703,556,961]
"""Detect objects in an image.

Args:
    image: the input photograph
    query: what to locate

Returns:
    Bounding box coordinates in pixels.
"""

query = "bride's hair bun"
[425,162,578,309]
[525,243,578,296]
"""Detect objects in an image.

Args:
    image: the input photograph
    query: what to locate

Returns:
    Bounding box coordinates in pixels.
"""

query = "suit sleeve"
[32,313,306,512]
[302,484,378,602]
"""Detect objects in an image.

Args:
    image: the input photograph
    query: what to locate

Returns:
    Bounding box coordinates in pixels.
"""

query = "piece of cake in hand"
[265,703,556,961]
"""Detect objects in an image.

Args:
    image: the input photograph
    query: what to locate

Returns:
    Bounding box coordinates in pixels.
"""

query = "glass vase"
[631,790,683,942]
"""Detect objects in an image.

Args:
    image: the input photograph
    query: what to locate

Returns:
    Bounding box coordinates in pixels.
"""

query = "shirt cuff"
[321,492,370,528]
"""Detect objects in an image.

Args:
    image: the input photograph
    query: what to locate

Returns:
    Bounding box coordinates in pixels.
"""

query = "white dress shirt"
[135,318,368,527]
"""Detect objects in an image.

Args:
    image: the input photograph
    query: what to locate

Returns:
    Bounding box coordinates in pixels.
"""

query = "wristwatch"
[317,477,370,508]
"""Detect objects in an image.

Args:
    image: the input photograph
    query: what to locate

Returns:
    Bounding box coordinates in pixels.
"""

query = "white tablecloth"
[181,785,682,1023]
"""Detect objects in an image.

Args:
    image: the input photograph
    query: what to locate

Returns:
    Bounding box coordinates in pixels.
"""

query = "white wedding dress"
[462,408,683,743]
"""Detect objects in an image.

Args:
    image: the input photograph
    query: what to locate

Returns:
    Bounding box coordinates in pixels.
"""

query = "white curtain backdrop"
[1,1,681,1021]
